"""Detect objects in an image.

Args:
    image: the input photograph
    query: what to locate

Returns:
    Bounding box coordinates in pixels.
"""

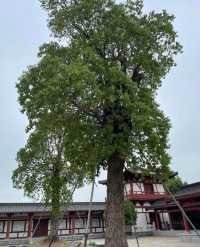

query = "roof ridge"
[181,181,200,189]
[0,201,105,205]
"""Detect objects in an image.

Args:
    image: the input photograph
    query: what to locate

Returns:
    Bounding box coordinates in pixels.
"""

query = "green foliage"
[88,242,96,247]
[124,201,137,226]
[166,175,187,194]
[12,125,85,206]
[17,0,182,174]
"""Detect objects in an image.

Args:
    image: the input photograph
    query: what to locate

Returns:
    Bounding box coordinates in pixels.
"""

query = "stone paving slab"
[88,236,200,247]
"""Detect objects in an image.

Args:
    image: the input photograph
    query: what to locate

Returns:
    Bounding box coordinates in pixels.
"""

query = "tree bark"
[50,214,59,241]
[49,164,61,241]
[49,190,60,241]
[105,153,128,247]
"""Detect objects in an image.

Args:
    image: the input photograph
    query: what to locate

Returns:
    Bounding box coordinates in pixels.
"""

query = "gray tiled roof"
[152,182,200,209]
[152,199,175,209]
[0,202,105,213]
[175,182,200,198]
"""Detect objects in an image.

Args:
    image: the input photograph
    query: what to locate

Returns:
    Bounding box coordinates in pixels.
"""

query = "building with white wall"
[0,202,105,240]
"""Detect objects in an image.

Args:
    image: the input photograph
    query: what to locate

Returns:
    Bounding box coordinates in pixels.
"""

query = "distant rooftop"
[152,182,200,209]
[99,168,162,185]
[0,202,105,214]
[175,182,200,198]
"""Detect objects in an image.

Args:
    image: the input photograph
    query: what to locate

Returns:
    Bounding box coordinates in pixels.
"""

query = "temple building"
[100,169,200,232]
[123,169,170,231]
[100,169,170,231]
[0,202,105,240]
[0,170,199,241]
[152,182,200,231]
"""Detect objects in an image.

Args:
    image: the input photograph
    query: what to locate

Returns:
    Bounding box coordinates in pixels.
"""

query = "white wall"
[59,219,67,229]
[156,184,165,193]
[125,183,131,195]
[133,183,144,193]
[159,212,170,229]
[0,221,6,239]
[12,220,26,232]
[136,213,147,227]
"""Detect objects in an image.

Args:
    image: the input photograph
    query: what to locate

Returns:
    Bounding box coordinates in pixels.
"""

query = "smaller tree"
[124,201,137,226]
[12,126,85,241]
[166,175,187,194]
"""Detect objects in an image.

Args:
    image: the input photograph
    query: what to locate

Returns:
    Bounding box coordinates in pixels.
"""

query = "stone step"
[0,238,30,247]
[0,240,8,247]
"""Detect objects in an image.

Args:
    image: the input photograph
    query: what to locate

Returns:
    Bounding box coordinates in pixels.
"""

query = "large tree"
[15,0,181,246]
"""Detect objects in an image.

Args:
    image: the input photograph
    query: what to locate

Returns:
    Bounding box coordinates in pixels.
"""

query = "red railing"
[125,191,168,201]
[57,226,104,236]
[9,231,28,239]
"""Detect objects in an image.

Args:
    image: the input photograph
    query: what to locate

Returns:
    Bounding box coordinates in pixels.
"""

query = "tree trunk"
[50,214,59,241]
[49,193,60,241]
[105,153,128,247]
[49,164,61,241]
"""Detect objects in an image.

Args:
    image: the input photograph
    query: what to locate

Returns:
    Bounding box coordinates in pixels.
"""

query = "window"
[12,221,25,232]
[59,219,67,229]
[66,218,69,229]
[91,218,100,227]
[145,213,151,224]
[0,221,4,233]
[74,218,85,228]
[133,183,144,194]
[156,184,165,193]
[124,183,132,195]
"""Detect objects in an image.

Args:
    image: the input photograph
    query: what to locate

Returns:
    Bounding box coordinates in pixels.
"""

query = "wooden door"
[33,219,48,237]
[144,183,154,194]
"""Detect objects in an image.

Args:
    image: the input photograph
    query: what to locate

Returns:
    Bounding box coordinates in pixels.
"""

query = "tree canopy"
[17,0,182,172]
[12,126,85,203]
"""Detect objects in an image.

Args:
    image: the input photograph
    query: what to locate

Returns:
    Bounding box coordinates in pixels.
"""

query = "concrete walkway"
[89,236,200,247]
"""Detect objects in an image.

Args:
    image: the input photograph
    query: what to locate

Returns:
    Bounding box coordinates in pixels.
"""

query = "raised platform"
[179,232,200,243]
[153,230,185,237]
[153,230,200,243]
[0,238,30,246]
[0,233,105,247]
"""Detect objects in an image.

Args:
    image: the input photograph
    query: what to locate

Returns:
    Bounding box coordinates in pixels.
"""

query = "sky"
[0,0,199,203]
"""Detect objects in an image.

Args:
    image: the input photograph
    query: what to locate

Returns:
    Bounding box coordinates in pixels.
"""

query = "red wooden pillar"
[161,212,167,230]
[155,212,160,230]
[102,213,105,233]
[90,215,92,233]
[70,212,75,235]
[28,214,33,238]
[69,217,71,235]
[168,212,173,230]
[6,214,11,239]
[182,215,189,233]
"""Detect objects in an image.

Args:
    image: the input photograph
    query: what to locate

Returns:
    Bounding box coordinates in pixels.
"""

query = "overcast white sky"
[0,1,200,203]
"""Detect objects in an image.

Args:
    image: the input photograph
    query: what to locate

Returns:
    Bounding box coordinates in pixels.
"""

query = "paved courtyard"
[90,236,199,247]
